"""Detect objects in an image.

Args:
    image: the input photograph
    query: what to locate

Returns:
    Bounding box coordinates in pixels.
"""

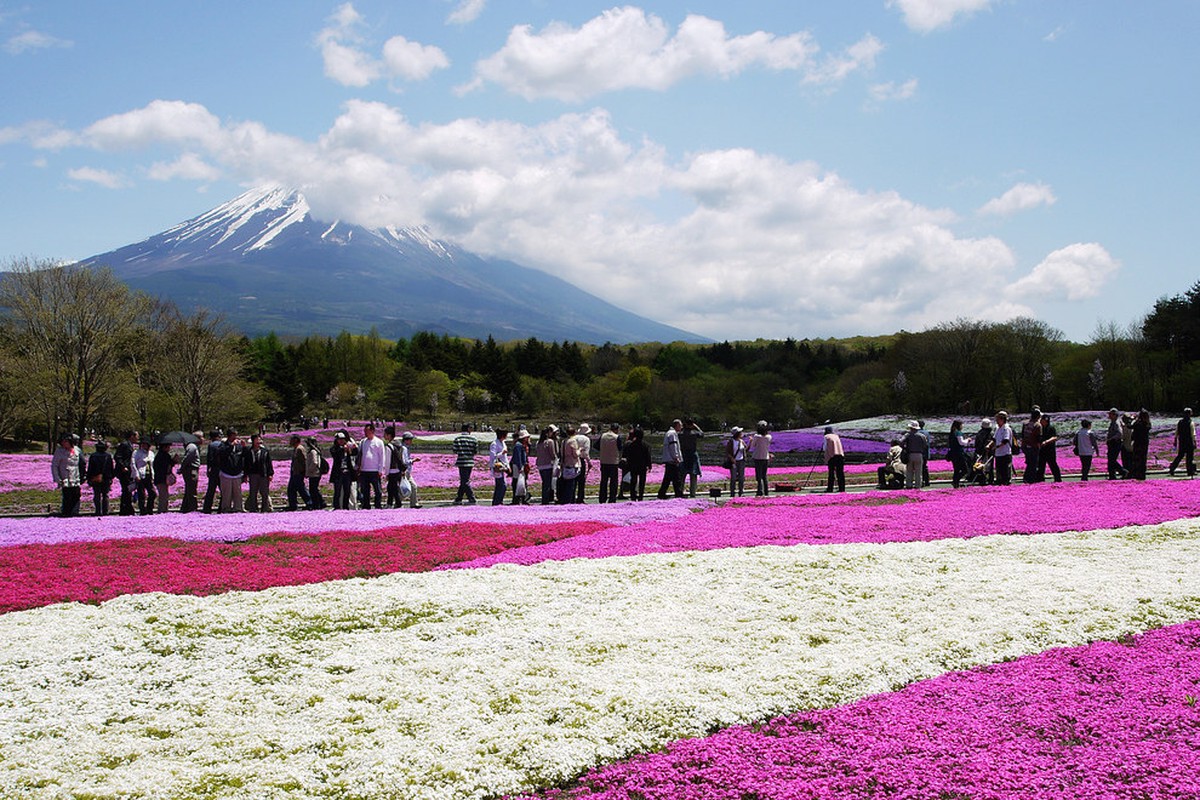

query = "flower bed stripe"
[451,480,1200,569]
[0,521,611,614]
[0,500,708,548]
[1,519,1199,799]
[516,620,1200,799]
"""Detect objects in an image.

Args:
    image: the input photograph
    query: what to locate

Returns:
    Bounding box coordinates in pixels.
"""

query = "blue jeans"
[287,473,312,510]
[358,470,382,509]
[492,476,507,506]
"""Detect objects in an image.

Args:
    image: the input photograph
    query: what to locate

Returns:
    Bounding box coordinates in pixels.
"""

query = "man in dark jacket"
[1169,408,1196,477]
[244,433,274,512]
[287,434,313,511]
[179,432,203,513]
[86,440,116,516]
[113,431,138,516]
[202,429,223,512]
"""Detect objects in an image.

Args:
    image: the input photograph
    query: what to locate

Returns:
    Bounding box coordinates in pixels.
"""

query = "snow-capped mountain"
[78,186,706,344]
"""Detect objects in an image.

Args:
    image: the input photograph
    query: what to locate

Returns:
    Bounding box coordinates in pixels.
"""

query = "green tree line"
[2,258,1197,445]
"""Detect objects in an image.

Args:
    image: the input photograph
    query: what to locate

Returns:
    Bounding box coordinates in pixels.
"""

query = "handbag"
[562,466,580,480]
[399,477,412,499]
[514,472,527,497]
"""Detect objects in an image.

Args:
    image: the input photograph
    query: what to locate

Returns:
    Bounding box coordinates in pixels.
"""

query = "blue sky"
[1,1,1196,342]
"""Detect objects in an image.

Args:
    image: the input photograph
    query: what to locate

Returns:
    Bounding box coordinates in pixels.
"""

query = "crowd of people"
[46,407,1196,517]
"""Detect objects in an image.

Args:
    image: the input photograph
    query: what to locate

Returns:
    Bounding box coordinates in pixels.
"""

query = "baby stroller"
[967,452,993,486]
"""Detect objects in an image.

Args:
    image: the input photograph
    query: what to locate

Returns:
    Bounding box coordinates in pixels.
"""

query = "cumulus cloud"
[978,181,1057,216]
[463,7,823,101]
[1006,243,1120,301]
[67,167,128,189]
[887,0,994,33]
[447,0,486,25]
[147,153,221,182]
[50,97,1054,338]
[4,29,73,54]
[317,3,448,87]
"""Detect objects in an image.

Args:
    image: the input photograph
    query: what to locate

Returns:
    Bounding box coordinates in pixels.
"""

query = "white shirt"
[489,439,509,475]
[358,436,387,472]
[750,433,772,460]
[993,424,1013,457]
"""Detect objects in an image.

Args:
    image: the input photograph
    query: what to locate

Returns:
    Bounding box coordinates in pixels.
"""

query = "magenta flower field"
[514,621,1200,800]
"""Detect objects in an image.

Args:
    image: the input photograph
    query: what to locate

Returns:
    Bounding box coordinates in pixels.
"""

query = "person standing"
[153,441,176,514]
[679,418,704,498]
[1106,408,1128,480]
[383,426,403,508]
[114,431,138,516]
[399,431,421,508]
[598,423,622,503]
[511,429,531,505]
[947,420,969,489]
[750,421,772,496]
[357,424,387,509]
[558,424,581,504]
[179,432,203,513]
[245,433,274,512]
[726,427,747,497]
[51,434,83,517]
[991,411,1014,486]
[1021,409,1044,484]
[917,420,932,487]
[85,440,115,516]
[656,419,685,499]
[903,421,925,490]
[536,426,558,505]
[489,429,511,506]
[305,437,327,509]
[623,427,652,501]
[216,430,245,514]
[823,426,846,493]
[451,424,479,505]
[133,438,155,514]
[1074,420,1100,481]
[202,429,223,513]
[1039,415,1063,483]
[1169,408,1196,477]
[287,434,314,511]
[330,432,356,509]
[574,423,592,503]
[973,418,994,485]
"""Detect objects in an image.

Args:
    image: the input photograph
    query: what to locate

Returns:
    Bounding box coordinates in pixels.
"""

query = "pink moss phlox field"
[0,500,706,548]
[0,521,611,613]
[515,621,1200,800]
[0,454,58,491]
[450,479,1200,568]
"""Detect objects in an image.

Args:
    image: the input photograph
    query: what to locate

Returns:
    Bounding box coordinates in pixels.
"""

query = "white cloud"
[464,7,822,102]
[0,120,77,149]
[147,153,221,182]
[978,181,1057,216]
[316,3,448,87]
[887,0,994,33]
[3,29,73,54]
[1007,243,1120,301]
[803,34,883,86]
[382,35,450,81]
[67,167,128,189]
[869,77,918,102]
[447,0,486,25]
[49,98,1056,338]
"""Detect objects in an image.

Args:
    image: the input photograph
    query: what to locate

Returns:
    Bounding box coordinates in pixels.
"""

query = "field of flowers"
[0,471,1198,798]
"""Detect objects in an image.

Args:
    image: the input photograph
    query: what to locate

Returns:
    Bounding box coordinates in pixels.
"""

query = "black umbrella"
[156,430,199,446]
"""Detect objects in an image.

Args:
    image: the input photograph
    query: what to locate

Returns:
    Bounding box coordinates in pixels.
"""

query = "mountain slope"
[78,186,707,344]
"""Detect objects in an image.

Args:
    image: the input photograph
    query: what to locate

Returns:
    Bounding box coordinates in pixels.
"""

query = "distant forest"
[2,257,1199,442]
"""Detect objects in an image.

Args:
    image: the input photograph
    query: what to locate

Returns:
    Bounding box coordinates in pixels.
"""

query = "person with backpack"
[383,426,404,508]
[216,430,246,513]
[305,436,328,509]
[287,434,314,511]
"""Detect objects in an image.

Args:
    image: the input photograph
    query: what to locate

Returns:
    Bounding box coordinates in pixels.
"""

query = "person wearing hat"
[991,411,1013,485]
[399,431,421,508]
[1169,408,1196,477]
[823,426,846,493]
[725,426,747,496]
[511,428,532,505]
[902,421,926,490]
[749,421,772,497]
[574,423,592,503]
[85,439,116,516]
[1105,408,1128,480]
[51,433,84,517]
[179,431,204,513]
